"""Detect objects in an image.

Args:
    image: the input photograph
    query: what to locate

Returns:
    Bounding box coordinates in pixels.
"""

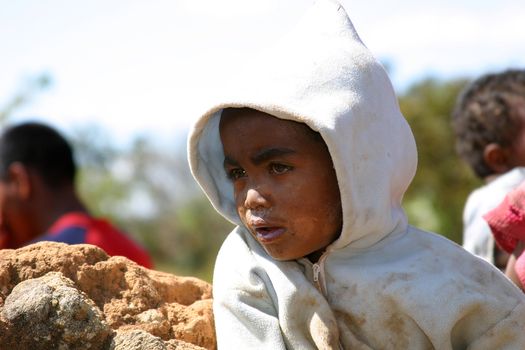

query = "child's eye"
[269,163,292,175]
[227,168,247,180]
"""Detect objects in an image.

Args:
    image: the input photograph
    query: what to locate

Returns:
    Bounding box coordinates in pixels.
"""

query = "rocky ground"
[0,242,215,350]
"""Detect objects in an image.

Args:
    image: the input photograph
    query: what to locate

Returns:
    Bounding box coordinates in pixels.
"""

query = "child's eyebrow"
[251,148,295,165]
[223,156,239,168]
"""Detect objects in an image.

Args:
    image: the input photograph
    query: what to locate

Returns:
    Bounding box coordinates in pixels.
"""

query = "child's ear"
[484,143,512,174]
[6,162,32,200]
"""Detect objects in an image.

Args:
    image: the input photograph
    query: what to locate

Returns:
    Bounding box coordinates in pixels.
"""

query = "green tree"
[75,133,232,281]
[399,77,481,243]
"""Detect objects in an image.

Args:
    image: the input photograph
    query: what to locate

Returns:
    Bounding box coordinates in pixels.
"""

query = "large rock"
[0,242,215,350]
[1,272,112,349]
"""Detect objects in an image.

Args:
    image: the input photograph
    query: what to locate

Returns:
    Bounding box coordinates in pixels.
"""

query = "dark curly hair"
[0,122,76,189]
[452,69,525,178]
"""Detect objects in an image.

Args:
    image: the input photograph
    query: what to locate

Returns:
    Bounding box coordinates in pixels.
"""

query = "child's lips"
[254,227,286,242]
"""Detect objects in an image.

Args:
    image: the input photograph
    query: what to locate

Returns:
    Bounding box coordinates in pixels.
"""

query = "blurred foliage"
[2,72,488,281]
[399,77,482,243]
[73,130,233,281]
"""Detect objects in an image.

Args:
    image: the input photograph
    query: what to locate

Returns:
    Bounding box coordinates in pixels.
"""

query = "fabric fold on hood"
[188,0,418,251]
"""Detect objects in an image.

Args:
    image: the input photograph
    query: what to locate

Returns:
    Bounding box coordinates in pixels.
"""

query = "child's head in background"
[452,69,525,181]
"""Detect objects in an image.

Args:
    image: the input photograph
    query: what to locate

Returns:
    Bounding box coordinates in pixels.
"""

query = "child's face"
[219,108,342,261]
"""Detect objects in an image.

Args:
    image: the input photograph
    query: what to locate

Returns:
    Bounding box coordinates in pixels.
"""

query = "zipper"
[311,253,328,296]
[313,263,321,284]
[311,254,344,349]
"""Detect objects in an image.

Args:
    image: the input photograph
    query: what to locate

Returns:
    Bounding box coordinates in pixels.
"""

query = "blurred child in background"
[452,68,525,270]
[0,121,152,268]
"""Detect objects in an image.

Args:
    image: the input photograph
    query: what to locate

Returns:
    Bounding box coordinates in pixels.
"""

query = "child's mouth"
[254,227,286,242]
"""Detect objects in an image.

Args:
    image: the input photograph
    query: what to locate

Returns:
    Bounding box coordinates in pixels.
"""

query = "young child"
[188,1,525,348]
[452,69,525,269]
[484,180,525,291]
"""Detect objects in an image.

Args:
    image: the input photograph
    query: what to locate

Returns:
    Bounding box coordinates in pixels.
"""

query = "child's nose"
[244,188,270,210]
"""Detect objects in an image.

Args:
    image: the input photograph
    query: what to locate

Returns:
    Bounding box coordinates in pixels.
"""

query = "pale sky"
[1,0,524,146]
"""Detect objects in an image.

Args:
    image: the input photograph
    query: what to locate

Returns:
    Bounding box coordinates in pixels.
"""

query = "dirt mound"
[0,242,215,350]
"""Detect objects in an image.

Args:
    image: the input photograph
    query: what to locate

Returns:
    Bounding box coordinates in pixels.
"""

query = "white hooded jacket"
[188,1,525,348]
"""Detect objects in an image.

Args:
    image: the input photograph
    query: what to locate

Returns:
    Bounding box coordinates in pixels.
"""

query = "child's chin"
[265,249,302,261]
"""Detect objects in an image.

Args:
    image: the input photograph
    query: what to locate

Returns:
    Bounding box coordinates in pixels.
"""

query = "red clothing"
[484,188,525,286]
[484,195,525,253]
[35,212,153,269]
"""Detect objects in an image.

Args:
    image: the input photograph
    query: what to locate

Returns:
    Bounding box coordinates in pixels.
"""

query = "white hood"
[188,0,417,251]
[187,1,525,348]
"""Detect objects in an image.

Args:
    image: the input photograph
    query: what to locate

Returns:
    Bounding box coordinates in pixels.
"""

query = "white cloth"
[463,167,525,264]
[188,0,525,348]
